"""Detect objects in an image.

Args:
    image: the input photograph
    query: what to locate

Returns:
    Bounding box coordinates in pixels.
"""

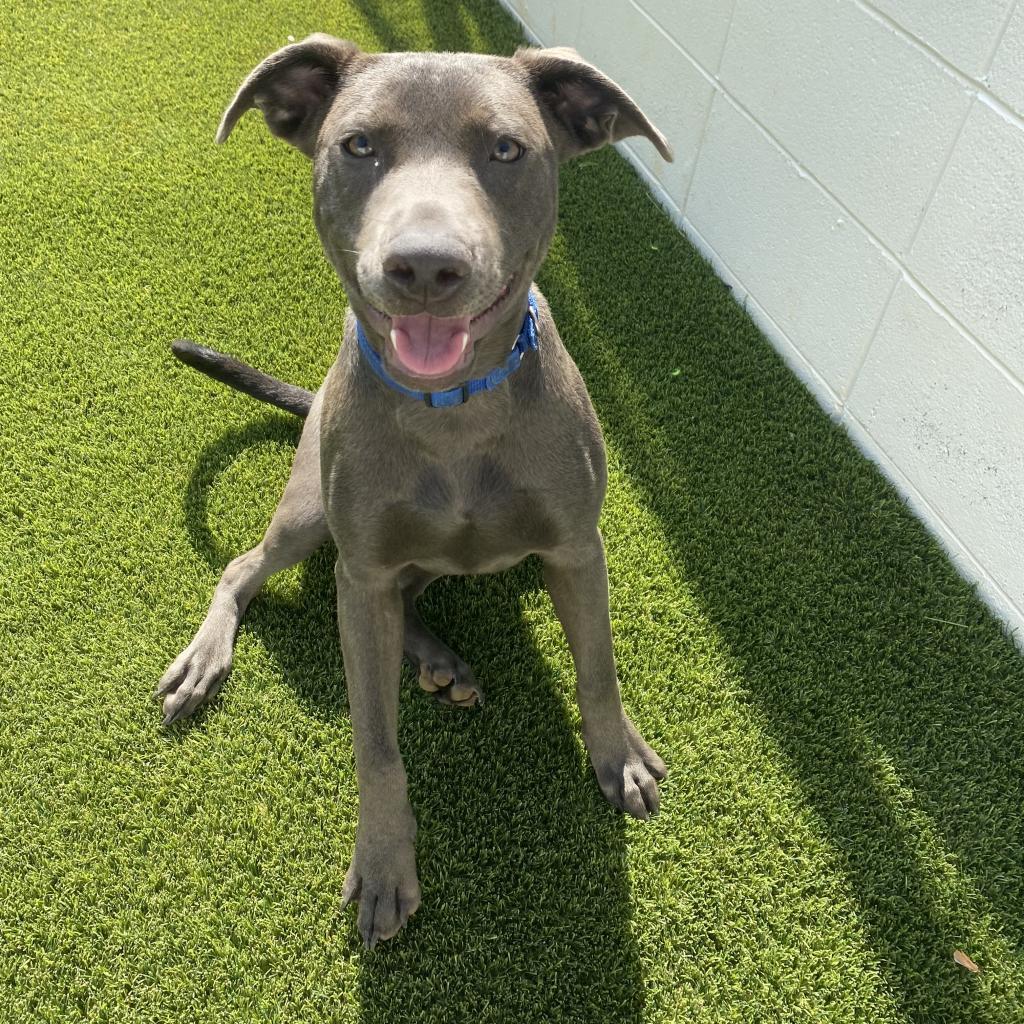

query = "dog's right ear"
[216,34,363,157]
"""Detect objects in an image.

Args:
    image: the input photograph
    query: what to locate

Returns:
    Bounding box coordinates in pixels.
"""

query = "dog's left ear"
[514,46,673,163]
[216,34,363,157]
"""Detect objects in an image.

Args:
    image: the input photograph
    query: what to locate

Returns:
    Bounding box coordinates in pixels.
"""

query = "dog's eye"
[342,133,375,158]
[491,137,524,163]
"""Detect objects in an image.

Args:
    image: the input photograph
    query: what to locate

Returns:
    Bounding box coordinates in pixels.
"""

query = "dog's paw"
[155,630,233,725]
[416,657,483,708]
[343,832,421,949]
[588,715,667,820]
[404,610,482,708]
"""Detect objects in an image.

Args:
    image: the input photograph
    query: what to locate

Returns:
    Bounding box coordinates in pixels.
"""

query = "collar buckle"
[423,382,470,408]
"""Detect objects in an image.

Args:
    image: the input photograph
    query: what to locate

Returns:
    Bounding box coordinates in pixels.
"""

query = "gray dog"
[159,35,673,947]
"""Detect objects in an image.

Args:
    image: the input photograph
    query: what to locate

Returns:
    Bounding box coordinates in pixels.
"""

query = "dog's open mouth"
[367,278,514,380]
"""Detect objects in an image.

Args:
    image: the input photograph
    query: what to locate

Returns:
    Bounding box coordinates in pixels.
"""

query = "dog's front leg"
[544,532,667,820]
[336,562,420,947]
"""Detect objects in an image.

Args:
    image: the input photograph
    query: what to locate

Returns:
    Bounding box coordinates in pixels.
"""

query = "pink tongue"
[390,313,472,378]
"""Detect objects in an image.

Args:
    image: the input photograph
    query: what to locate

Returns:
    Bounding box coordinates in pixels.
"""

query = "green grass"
[2,1,1023,1021]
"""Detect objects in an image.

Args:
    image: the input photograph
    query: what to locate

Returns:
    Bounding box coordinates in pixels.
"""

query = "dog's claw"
[341,875,361,909]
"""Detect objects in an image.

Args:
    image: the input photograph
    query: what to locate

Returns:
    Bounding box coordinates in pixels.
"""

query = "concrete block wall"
[500,0,1024,646]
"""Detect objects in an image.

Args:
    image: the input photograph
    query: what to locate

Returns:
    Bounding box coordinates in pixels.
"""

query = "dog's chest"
[375,455,562,573]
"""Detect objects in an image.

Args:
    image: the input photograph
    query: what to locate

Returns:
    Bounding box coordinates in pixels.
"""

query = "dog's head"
[217,36,672,387]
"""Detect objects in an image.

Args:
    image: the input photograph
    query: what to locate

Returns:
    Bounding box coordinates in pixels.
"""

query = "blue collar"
[355,291,539,408]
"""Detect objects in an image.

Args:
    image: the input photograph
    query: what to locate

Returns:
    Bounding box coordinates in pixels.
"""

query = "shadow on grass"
[179,415,646,1024]
[543,147,1024,1020]
[347,0,500,54]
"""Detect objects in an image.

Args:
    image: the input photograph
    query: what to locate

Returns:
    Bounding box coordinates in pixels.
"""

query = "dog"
[159,35,673,947]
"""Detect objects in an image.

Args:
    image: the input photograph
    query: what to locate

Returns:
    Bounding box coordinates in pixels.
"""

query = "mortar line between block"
[842,273,902,410]
[903,98,975,257]
[983,0,1019,77]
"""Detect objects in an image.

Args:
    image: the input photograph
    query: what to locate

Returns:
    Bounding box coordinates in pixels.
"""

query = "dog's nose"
[382,236,471,302]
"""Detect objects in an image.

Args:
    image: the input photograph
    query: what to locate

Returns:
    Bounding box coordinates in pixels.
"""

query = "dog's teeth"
[389,329,399,349]
[457,331,469,353]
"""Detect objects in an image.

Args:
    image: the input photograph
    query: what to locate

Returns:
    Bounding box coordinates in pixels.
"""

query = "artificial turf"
[2,0,1023,1021]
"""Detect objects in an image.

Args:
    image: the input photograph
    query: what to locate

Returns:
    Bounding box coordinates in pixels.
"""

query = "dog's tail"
[171,340,314,418]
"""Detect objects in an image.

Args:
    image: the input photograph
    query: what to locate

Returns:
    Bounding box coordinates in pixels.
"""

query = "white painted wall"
[500,0,1024,647]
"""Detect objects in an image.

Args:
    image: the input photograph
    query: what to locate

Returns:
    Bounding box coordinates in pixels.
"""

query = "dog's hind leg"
[157,391,329,725]
[400,570,482,708]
